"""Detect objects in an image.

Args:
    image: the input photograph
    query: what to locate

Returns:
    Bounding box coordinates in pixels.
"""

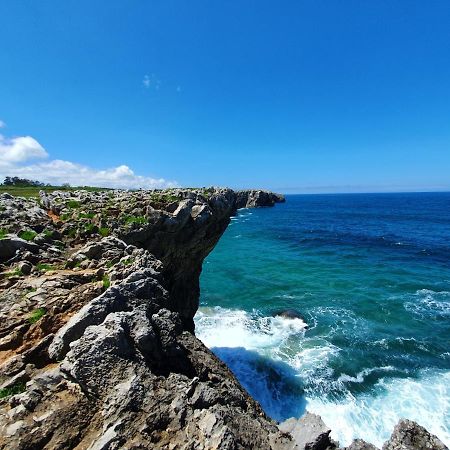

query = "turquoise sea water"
[195,193,450,447]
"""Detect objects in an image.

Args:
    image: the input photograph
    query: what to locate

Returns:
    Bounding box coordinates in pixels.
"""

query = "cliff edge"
[0,188,446,450]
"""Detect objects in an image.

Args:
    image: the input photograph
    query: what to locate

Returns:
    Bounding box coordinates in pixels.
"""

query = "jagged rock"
[382,419,448,450]
[235,189,285,209]
[0,237,39,263]
[279,412,336,450]
[344,439,379,450]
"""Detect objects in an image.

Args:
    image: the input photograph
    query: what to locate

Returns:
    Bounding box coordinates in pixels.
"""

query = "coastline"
[0,188,446,449]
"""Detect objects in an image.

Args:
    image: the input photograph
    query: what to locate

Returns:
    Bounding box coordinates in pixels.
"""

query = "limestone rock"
[382,419,447,450]
[279,412,336,450]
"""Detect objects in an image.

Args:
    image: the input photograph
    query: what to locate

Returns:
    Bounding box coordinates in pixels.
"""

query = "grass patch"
[0,228,7,239]
[67,200,81,209]
[0,185,111,199]
[124,216,148,225]
[60,213,70,221]
[99,227,110,237]
[84,223,96,233]
[102,275,111,289]
[79,212,95,219]
[5,268,23,278]
[18,230,37,241]
[36,263,54,272]
[122,258,134,266]
[28,307,46,324]
[0,382,26,399]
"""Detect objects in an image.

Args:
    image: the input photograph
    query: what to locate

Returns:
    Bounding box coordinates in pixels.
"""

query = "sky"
[1,0,450,193]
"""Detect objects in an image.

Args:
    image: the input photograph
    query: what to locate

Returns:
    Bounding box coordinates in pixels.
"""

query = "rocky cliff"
[0,188,446,450]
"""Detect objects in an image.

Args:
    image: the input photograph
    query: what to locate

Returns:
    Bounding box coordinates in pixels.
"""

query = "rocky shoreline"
[0,188,446,449]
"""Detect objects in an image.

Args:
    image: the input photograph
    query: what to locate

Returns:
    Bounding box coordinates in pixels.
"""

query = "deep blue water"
[195,192,450,447]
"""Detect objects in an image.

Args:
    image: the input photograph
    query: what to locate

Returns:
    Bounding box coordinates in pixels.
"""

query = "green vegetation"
[36,263,54,272]
[84,223,96,233]
[0,177,111,198]
[60,213,70,221]
[4,268,23,278]
[99,227,110,237]
[67,228,77,238]
[78,212,95,219]
[0,382,26,399]
[122,258,134,266]
[0,228,7,239]
[67,200,81,209]
[124,215,148,225]
[18,230,37,241]
[28,307,47,324]
[102,275,111,289]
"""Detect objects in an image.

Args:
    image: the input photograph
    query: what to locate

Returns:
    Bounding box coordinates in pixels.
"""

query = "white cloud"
[143,74,161,90]
[0,120,5,128]
[0,132,177,189]
[0,134,49,163]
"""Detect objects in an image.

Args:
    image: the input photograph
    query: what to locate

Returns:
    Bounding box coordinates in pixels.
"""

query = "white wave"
[337,366,396,384]
[404,289,450,318]
[194,306,450,448]
[195,306,307,351]
[307,370,450,447]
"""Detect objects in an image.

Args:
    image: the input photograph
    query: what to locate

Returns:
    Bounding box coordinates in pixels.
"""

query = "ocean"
[194,192,450,447]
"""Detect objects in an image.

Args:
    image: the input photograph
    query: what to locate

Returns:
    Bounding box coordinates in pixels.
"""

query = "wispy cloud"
[0,130,177,189]
[0,120,5,128]
[143,74,161,90]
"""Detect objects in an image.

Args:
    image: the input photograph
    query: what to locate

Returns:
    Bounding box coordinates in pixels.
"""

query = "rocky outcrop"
[0,188,292,450]
[235,190,285,209]
[0,188,446,450]
[279,413,336,450]
[382,420,447,450]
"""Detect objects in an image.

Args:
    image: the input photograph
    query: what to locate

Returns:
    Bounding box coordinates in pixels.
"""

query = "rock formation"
[0,188,446,450]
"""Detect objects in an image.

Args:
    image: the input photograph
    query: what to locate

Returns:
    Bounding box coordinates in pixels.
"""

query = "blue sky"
[1,1,450,192]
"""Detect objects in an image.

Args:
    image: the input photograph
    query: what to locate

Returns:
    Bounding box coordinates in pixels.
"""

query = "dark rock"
[0,237,39,263]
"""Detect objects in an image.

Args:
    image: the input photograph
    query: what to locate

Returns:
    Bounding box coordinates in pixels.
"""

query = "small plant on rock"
[0,382,26,399]
[102,275,111,289]
[28,307,46,324]
[18,230,37,241]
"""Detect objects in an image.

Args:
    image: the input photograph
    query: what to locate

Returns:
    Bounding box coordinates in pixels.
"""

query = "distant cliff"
[0,188,445,450]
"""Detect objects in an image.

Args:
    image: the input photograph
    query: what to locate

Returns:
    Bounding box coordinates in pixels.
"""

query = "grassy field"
[0,185,111,198]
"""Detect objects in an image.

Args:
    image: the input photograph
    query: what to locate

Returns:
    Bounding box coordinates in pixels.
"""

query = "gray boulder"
[382,419,447,450]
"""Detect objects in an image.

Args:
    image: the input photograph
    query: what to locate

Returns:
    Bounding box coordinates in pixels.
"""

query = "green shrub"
[84,223,96,233]
[60,213,70,221]
[102,275,111,289]
[67,200,81,208]
[99,227,110,237]
[0,228,7,239]
[0,382,26,399]
[18,230,37,241]
[28,307,46,324]
[79,212,95,219]
[125,216,148,225]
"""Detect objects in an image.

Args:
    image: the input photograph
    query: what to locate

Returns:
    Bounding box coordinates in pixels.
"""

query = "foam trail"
[306,370,450,447]
[195,306,450,448]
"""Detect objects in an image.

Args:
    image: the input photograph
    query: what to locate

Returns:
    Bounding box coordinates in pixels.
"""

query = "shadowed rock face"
[0,189,446,450]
